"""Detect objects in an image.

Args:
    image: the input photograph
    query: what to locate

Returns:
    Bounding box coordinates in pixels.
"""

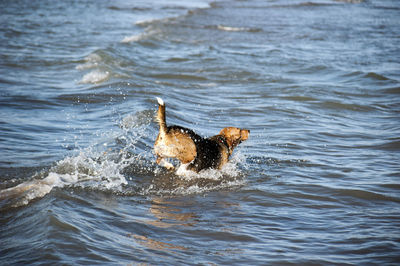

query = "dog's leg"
[156,156,175,171]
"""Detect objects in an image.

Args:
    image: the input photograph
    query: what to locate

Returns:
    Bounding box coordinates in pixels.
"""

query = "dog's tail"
[156,97,167,134]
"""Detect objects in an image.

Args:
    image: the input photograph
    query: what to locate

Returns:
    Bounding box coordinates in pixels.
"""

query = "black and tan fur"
[154,97,249,172]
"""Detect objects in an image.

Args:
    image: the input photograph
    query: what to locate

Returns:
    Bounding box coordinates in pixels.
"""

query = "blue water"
[1,0,399,264]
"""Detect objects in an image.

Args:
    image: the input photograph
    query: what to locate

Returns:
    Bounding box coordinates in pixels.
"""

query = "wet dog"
[154,97,249,172]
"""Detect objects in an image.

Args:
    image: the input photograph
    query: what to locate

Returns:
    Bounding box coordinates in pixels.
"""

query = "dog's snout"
[240,128,250,141]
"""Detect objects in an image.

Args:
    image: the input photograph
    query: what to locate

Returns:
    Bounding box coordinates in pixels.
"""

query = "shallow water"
[1,0,399,264]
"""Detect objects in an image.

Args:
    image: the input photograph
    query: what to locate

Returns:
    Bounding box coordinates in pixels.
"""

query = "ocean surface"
[1,0,399,264]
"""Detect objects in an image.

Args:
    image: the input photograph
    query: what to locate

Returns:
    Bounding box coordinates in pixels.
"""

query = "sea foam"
[79,70,110,84]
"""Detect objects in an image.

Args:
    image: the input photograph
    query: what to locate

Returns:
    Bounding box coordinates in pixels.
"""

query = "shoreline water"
[1,0,399,264]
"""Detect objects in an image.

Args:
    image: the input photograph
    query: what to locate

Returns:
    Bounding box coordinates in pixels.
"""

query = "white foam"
[76,62,97,70]
[76,52,110,84]
[217,25,259,32]
[79,70,110,84]
[175,151,245,180]
[0,173,62,208]
[0,148,128,208]
[218,25,244,32]
[135,18,160,27]
[121,27,162,43]
[121,34,144,43]
[175,163,237,181]
[54,151,128,189]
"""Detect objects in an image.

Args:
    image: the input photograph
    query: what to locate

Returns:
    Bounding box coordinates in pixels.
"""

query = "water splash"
[0,109,249,209]
[0,109,151,209]
[175,151,246,180]
[141,151,248,196]
[0,147,130,209]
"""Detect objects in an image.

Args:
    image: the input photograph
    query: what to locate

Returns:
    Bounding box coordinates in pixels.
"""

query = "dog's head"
[219,127,250,154]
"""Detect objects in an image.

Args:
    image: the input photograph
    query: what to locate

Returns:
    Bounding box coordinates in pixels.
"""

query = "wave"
[107,6,152,12]
[0,149,128,210]
[121,34,145,43]
[382,86,400,94]
[120,0,215,44]
[216,25,262,33]
[75,53,102,70]
[265,0,365,10]
[334,187,400,204]
[268,2,337,9]
[135,17,170,27]
[364,72,391,81]
[79,70,110,84]
[334,0,364,3]
[76,50,131,84]
[76,52,111,84]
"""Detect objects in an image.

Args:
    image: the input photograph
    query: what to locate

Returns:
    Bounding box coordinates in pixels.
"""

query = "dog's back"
[186,137,227,172]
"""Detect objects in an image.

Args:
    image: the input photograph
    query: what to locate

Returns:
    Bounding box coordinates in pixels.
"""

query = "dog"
[154,97,249,173]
